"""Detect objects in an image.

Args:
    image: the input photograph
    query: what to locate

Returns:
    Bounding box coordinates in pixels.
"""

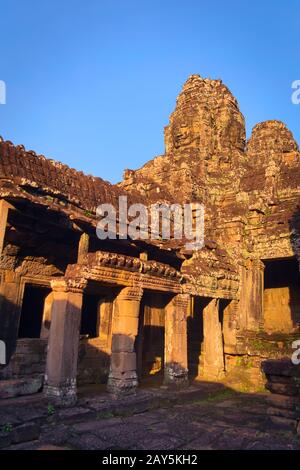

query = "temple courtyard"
[1,383,300,451]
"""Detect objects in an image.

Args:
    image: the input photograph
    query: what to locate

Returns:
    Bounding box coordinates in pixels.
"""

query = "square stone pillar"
[164,293,189,387]
[107,286,143,396]
[98,295,115,352]
[77,232,89,264]
[222,299,238,354]
[40,292,54,340]
[44,278,86,406]
[0,199,13,256]
[239,259,264,331]
[0,271,21,377]
[201,298,225,380]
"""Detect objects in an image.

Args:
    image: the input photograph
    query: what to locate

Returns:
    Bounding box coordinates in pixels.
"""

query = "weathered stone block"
[266,393,299,410]
[266,381,299,396]
[262,359,298,377]
[11,423,40,444]
[0,375,43,399]
[269,415,297,430]
[111,334,135,353]
[110,352,136,373]
[113,317,139,335]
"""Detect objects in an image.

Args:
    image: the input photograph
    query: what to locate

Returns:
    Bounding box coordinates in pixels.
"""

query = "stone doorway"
[18,284,51,339]
[263,257,300,333]
[77,283,117,386]
[188,296,225,381]
[187,296,206,380]
[136,291,170,386]
[80,293,102,339]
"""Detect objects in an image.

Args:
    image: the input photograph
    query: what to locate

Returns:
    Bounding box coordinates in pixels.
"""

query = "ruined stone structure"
[0,74,300,408]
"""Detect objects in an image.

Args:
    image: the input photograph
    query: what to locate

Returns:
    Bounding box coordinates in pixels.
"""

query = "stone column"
[0,199,13,256]
[0,201,19,375]
[222,300,238,354]
[239,259,264,331]
[77,232,89,264]
[44,278,86,406]
[0,271,21,377]
[107,286,143,396]
[201,298,225,380]
[164,293,189,387]
[98,295,115,352]
[40,292,53,340]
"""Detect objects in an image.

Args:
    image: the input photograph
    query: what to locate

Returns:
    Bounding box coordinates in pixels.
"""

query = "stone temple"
[0,75,300,420]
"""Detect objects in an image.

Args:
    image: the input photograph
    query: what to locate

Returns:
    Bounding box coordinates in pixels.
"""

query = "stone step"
[0,375,43,399]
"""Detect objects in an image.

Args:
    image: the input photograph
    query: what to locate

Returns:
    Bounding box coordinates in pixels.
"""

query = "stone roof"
[0,138,139,214]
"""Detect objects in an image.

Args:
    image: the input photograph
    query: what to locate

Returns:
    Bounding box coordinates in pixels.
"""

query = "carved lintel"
[92,251,183,280]
[50,278,87,294]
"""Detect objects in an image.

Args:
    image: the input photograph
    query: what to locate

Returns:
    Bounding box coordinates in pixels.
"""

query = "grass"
[47,404,55,416]
[191,388,236,405]
[84,210,93,217]
[2,423,12,434]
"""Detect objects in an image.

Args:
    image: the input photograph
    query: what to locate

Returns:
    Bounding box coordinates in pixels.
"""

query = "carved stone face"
[171,122,195,149]
[215,106,246,152]
[167,104,213,154]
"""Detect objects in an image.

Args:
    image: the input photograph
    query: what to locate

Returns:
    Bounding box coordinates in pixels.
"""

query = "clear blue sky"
[0,0,299,183]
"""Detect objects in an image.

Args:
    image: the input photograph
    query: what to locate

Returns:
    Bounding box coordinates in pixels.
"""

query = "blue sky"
[0,0,299,183]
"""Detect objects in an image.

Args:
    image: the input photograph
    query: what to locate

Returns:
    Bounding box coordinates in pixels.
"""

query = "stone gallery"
[0,75,299,419]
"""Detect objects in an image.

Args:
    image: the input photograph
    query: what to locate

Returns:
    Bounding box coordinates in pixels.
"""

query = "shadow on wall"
[187,305,203,380]
[136,325,165,382]
[77,338,111,386]
[0,291,112,385]
[0,292,167,390]
[136,291,170,384]
[187,297,212,381]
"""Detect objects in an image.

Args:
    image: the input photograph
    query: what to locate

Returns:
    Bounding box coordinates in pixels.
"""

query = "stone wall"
[262,359,300,432]
[0,338,47,380]
[1,337,112,387]
[77,338,110,385]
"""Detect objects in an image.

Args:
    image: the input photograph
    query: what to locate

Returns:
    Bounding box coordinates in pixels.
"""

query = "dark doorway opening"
[219,299,230,367]
[136,291,167,386]
[187,296,208,380]
[80,293,101,338]
[263,257,300,333]
[18,285,51,338]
